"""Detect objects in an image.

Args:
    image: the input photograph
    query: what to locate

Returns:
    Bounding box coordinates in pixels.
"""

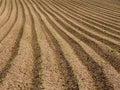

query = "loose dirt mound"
[0,0,120,90]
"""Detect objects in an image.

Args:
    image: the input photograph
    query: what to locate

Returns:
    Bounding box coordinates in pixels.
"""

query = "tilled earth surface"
[0,0,120,90]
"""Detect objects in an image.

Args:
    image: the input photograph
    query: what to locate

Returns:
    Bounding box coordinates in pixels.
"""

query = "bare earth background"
[0,0,120,90]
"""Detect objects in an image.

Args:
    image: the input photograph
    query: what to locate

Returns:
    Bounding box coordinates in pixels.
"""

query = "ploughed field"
[0,0,120,90]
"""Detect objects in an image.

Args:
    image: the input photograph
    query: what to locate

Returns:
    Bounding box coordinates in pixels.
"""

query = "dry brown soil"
[0,0,120,90]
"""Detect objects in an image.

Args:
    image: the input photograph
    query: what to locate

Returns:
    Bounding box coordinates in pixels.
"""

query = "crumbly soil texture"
[0,0,120,90]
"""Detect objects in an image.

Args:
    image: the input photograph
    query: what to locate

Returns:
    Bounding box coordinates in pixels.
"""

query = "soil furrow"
[0,0,1,6]
[89,0,120,11]
[89,0,120,8]
[23,0,42,89]
[0,0,24,82]
[50,1,120,35]
[0,0,12,28]
[42,1,120,41]
[37,0,120,52]
[28,0,78,89]
[0,0,34,89]
[65,1,120,23]
[0,0,18,43]
[75,0,120,14]
[28,1,96,89]
[0,0,4,11]
[52,0,120,32]
[31,1,79,90]
[98,0,120,6]
[38,0,120,72]
[0,0,120,90]
[32,1,114,90]
[0,0,6,16]
[40,13,79,90]
[57,0,120,21]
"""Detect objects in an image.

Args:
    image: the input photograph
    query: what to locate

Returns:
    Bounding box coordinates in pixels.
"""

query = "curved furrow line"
[0,0,119,90]
[100,0,120,6]
[40,9,120,89]
[27,1,70,90]
[43,1,120,41]
[0,0,17,44]
[75,0,120,14]
[32,0,119,90]
[41,12,97,90]
[40,17,79,90]
[29,0,94,90]
[37,0,120,73]
[39,0,120,71]
[57,0,120,19]
[23,0,42,89]
[103,0,120,6]
[65,6,120,31]
[0,0,36,89]
[38,0,120,72]
[56,0,120,25]
[58,0,119,26]
[0,0,2,5]
[0,0,6,16]
[37,0,120,53]
[30,10,67,90]
[0,0,12,28]
[0,0,5,14]
[0,0,1,6]
[33,1,115,89]
[31,0,80,90]
[51,1,120,34]
[40,0,119,45]
[0,0,9,20]
[90,0,120,8]
[66,0,120,22]
[29,1,96,89]
[85,0,120,12]
[0,0,25,83]
[53,0,120,21]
